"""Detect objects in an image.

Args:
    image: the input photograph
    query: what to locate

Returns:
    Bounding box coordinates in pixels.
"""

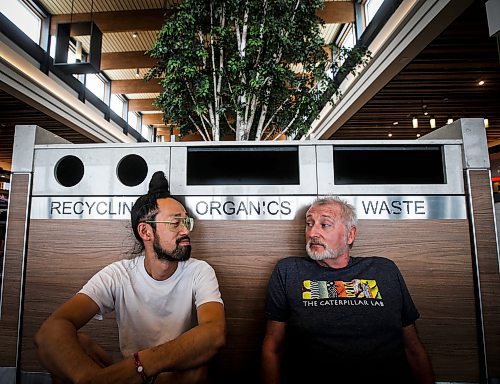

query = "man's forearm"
[35,318,102,383]
[144,318,226,374]
[403,325,435,384]
[261,320,286,384]
[261,350,281,384]
[407,350,435,384]
[89,318,225,384]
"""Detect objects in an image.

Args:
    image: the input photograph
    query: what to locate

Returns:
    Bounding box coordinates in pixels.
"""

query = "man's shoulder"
[184,257,208,266]
[98,257,141,277]
[275,256,310,269]
[354,256,399,270]
[182,258,215,272]
[107,256,140,269]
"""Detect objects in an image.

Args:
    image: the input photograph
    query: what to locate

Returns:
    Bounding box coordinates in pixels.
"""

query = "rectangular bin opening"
[333,145,446,185]
[187,146,300,185]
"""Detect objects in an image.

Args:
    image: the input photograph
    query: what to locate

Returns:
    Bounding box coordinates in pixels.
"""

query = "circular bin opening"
[117,154,148,187]
[55,155,85,187]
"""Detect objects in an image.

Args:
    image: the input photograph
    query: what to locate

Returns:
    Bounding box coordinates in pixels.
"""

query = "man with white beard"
[261,196,434,384]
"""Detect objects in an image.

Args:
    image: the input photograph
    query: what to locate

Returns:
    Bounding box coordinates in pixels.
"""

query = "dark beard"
[153,235,191,262]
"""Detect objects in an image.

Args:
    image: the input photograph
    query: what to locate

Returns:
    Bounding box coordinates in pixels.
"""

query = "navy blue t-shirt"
[265,256,420,383]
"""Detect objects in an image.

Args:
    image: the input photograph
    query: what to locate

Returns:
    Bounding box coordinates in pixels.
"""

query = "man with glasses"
[35,171,225,384]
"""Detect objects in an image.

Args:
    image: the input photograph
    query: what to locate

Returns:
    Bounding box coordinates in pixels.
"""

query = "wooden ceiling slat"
[128,99,159,112]
[110,79,162,94]
[317,1,354,24]
[126,93,160,99]
[405,62,500,70]
[141,114,164,125]
[40,0,164,15]
[105,68,148,80]
[50,9,168,35]
[101,51,156,70]
[98,31,158,53]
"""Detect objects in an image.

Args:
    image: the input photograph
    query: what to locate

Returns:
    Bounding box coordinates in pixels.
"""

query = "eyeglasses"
[145,216,194,232]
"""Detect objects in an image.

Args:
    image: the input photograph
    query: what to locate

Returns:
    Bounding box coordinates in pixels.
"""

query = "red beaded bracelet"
[133,352,148,383]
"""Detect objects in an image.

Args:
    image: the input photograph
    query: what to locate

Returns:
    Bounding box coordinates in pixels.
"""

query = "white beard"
[306,239,349,261]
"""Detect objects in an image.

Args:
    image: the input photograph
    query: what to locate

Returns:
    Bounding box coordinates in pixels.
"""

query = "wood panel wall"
[355,220,479,381]
[19,218,479,382]
[467,170,500,380]
[0,174,31,366]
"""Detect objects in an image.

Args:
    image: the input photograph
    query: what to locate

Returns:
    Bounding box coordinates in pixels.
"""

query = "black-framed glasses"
[145,216,194,232]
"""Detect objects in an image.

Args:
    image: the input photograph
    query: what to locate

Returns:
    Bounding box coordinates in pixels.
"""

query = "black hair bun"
[148,171,170,195]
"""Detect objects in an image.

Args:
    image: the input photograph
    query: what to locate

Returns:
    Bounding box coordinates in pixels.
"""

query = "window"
[49,36,81,62]
[364,0,384,26]
[67,46,78,64]
[0,0,42,44]
[85,74,105,101]
[142,124,153,141]
[334,25,356,66]
[49,37,88,82]
[340,25,355,50]
[128,111,138,131]
[110,94,125,118]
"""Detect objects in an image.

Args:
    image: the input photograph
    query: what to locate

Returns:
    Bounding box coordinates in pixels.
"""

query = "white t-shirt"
[79,256,223,357]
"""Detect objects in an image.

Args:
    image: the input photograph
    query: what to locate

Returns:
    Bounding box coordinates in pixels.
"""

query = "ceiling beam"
[317,1,354,24]
[129,99,160,112]
[50,9,169,35]
[101,52,157,70]
[50,3,353,36]
[110,79,162,94]
[142,114,164,125]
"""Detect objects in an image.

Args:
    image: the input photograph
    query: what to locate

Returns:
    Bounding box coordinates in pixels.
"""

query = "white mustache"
[308,239,325,247]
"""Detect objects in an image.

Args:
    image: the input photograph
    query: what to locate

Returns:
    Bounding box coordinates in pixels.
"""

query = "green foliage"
[146,0,370,141]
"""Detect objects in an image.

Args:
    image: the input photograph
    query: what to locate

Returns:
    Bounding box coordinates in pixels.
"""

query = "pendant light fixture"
[429,116,436,129]
[54,0,102,74]
[412,116,418,129]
